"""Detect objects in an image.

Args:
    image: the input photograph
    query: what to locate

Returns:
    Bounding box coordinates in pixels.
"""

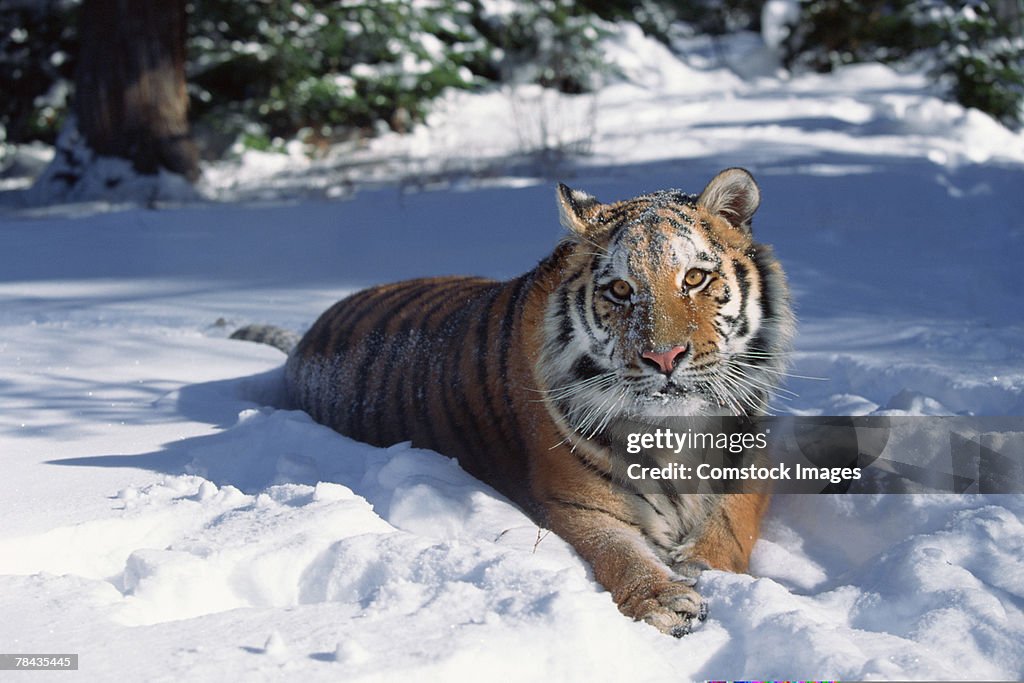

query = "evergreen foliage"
[783,0,1024,126]
[188,0,489,147]
[930,1,1024,126]
[1,0,1021,157]
[577,0,761,39]
[0,0,77,144]
[185,0,609,149]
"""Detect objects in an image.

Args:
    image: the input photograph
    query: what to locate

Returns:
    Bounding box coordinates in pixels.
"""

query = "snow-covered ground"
[1,25,1022,681]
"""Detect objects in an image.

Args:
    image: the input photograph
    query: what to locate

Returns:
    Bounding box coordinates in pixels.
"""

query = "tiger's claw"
[634,579,708,637]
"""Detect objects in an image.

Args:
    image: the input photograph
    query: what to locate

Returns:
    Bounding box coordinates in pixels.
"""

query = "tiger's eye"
[609,279,632,300]
[684,269,708,288]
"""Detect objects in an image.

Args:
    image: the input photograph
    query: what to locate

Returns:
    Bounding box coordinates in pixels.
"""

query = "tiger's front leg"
[543,500,708,637]
[669,492,770,580]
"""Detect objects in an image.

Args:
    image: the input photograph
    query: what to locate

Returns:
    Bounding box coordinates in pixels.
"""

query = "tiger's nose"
[640,345,689,374]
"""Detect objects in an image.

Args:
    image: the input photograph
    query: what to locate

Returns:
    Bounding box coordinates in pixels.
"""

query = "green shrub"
[1,0,610,153]
[0,0,78,144]
[783,0,1024,126]
[187,0,489,146]
[475,0,607,93]
[931,1,1024,126]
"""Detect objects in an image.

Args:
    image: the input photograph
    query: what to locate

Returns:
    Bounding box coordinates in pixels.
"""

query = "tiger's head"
[539,168,795,436]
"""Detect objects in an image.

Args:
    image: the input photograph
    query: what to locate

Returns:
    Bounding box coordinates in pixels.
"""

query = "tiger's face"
[540,169,794,435]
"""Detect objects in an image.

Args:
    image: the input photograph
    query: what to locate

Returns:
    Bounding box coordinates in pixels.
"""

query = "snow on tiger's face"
[541,169,794,428]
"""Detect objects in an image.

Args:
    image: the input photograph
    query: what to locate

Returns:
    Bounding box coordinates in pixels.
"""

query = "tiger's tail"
[230,324,300,354]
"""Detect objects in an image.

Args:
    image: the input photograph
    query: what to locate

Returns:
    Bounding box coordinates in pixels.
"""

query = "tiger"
[232,168,795,636]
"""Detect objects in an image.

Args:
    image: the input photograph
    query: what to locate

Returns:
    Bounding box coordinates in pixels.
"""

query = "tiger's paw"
[670,557,710,586]
[625,580,708,637]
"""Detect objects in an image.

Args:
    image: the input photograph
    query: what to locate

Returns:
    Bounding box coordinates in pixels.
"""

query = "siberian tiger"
[232,168,795,636]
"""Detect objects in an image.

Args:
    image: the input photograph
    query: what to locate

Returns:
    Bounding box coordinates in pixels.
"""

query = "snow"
[761,0,800,51]
[19,118,200,207]
[1,22,1023,682]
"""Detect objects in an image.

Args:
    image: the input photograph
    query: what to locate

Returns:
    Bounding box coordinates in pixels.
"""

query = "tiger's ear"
[556,183,600,237]
[697,168,760,232]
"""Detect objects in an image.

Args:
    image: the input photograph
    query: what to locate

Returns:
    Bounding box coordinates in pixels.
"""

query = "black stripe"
[302,283,407,361]
[364,282,436,444]
[562,267,588,288]
[434,301,481,462]
[659,213,695,236]
[345,283,444,440]
[556,294,574,345]
[299,301,349,359]
[595,260,615,280]
[445,283,501,465]
[596,205,630,228]
[382,281,467,444]
[496,274,534,460]
[412,283,483,451]
[746,335,770,361]
[472,284,506,448]
[573,287,602,345]
[320,284,412,351]
[640,494,674,524]
[715,281,732,306]
[695,218,726,252]
[335,280,437,352]
[604,220,632,246]
[571,354,603,382]
[731,259,751,339]
[661,203,696,220]
[751,246,777,323]
[746,248,780,365]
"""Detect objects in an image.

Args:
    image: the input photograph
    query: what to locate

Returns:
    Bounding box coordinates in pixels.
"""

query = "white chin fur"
[628,394,730,417]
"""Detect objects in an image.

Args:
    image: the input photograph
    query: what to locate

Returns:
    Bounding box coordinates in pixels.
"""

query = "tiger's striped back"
[285,269,560,510]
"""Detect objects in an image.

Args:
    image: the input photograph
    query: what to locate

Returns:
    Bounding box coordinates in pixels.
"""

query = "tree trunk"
[75,0,198,181]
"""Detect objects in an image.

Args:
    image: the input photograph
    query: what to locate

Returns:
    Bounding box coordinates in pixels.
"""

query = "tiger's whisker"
[728,357,827,381]
[724,365,797,399]
[718,370,784,414]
